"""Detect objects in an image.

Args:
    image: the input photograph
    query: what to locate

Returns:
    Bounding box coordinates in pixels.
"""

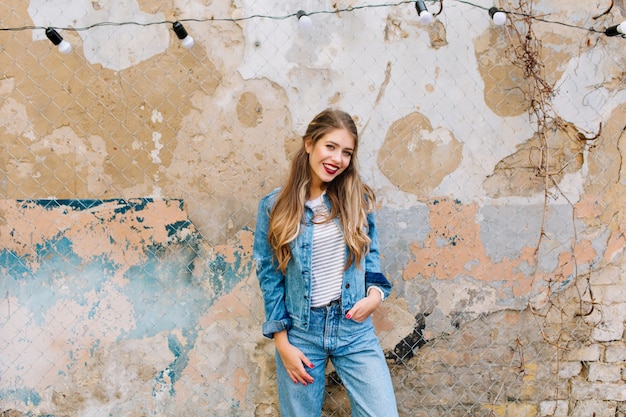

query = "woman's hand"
[274,330,314,385]
[345,289,382,322]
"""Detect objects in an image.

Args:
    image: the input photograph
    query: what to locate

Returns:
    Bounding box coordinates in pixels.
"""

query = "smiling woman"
[253,109,398,417]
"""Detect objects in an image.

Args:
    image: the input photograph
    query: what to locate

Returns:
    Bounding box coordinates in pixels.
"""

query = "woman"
[253,109,398,416]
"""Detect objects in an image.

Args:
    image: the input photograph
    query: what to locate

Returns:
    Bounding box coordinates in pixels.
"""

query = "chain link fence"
[1,0,625,416]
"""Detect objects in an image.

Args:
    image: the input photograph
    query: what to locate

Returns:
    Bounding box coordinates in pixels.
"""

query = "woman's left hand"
[345,290,382,322]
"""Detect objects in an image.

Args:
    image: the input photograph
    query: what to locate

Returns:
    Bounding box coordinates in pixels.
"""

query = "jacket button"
[345,283,350,289]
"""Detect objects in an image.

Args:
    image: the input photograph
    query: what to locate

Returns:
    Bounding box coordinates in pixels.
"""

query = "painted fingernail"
[309,363,314,368]
[346,313,352,319]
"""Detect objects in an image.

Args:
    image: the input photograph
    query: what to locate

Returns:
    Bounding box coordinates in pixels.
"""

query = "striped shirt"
[306,194,345,307]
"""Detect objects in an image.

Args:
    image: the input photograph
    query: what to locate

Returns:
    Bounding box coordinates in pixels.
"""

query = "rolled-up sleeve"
[253,193,292,338]
[364,210,392,299]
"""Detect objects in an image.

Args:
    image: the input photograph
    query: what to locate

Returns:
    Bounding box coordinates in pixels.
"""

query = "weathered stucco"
[378,112,463,194]
[1,0,625,415]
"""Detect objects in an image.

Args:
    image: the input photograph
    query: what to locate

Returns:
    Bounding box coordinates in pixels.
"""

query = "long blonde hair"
[268,109,376,273]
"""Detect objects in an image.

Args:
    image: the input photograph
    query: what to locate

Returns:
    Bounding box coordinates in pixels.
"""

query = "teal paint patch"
[154,331,195,396]
[24,198,105,211]
[436,233,461,247]
[120,242,202,339]
[1,199,254,405]
[39,236,82,264]
[2,247,118,325]
[168,333,183,357]
[166,220,192,237]
[21,197,175,215]
[88,300,101,319]
[229,398,242,412]
[120,234,251,340]
[0,249,31,278]
[0,388,41,406]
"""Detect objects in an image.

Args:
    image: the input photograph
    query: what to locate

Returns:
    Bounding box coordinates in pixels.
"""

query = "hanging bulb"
[45,27,72,54]
[604,21,626,37]
[415,0,434,25]
[488,7,507,26]
[297,10,313,32]
[172,21,194,48]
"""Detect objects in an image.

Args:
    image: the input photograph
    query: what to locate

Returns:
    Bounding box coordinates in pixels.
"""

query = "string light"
[172,21,194,48]
[44,27,72,54]
[2,0,623,46]
[488,7,507,26]
[604,21,626,37]
[415,0,434,25]
[296,10,313,32]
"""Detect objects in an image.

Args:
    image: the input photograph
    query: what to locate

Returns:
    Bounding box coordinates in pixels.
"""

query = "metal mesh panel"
[1,0,625,416]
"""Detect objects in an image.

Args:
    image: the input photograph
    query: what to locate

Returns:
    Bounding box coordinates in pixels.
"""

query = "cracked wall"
[1,0,625,415]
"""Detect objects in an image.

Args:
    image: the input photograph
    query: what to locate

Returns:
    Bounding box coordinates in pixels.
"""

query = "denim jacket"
[253,188,393,339]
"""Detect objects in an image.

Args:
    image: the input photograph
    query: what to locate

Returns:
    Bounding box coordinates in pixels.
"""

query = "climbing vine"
[493,0,610,410]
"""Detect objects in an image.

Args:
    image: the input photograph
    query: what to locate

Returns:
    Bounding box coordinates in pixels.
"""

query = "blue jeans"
[275,303,399,417]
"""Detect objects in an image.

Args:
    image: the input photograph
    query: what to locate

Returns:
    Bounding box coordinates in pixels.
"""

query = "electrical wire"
[0,0,619,36]
[454,0,607,34]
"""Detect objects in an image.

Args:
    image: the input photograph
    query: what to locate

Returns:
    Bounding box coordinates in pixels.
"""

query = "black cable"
[0,0,617,36]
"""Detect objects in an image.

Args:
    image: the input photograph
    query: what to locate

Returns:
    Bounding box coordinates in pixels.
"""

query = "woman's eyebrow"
[325,139,354,152]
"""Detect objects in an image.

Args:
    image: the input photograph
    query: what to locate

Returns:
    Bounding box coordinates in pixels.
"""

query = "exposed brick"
[591,304,626,342]
[588,363,622,382]
[605,342,626,362]
[570,399,617,417]
[485,402,538,417]
[563,344,602,362]
[539,400,568,416]
[557,361,582,378]
[571,381,626,401]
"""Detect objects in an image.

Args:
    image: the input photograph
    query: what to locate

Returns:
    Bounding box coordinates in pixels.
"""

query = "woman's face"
[305,128,355,197]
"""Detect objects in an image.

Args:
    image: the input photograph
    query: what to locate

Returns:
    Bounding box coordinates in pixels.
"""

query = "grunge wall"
[1,0,625,415]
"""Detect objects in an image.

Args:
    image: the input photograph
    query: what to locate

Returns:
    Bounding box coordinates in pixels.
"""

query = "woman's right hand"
[274,330,314,385]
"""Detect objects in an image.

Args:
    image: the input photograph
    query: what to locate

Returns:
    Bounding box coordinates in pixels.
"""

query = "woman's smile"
[323,163,339,174]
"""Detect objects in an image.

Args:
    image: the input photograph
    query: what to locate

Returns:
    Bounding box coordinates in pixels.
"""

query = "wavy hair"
[268,109,376,273]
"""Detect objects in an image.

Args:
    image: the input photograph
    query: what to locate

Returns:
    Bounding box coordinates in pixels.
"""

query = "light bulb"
[180,36,195,48]
[419,11,434,25]
[172,21,194,49]
[415,1,434,25]
[57,40,72,54]
[45,27,72,54]
[297,10,313,32]
[488,7,507,26]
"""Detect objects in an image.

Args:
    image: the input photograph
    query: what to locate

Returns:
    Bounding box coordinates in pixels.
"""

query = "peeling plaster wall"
[1,0,625,415]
